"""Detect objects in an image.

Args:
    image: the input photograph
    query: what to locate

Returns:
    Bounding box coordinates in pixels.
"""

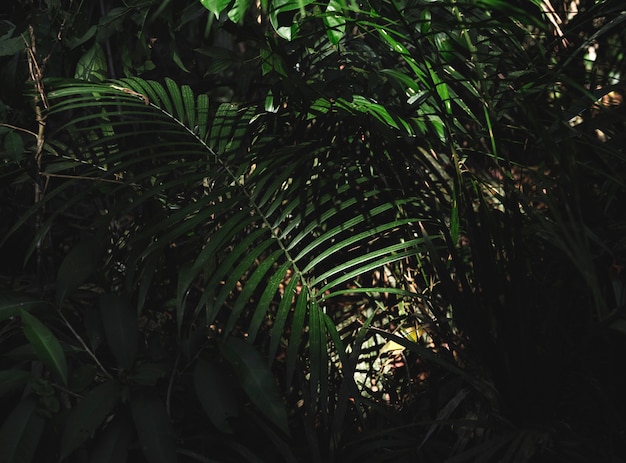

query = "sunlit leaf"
[75,42,108,83]
[199,0,233,19]
[227,0,251,24]
[323,1,346,45]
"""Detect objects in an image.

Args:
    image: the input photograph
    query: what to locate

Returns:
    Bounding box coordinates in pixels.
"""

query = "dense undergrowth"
[1,0,626,462]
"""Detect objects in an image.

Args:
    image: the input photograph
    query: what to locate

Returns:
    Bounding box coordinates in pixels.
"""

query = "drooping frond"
[35,76,455,416]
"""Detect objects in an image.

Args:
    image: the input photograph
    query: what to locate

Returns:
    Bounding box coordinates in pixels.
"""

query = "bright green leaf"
[227,0,251,24]
[199,0,233,19]
[75,42,108,83]
[323,1,346,45]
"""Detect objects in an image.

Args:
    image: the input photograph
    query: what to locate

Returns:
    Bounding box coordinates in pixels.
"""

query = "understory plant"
[1,0,625,462]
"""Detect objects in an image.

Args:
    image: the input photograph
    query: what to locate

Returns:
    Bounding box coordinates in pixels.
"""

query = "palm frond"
[36,77,448,409]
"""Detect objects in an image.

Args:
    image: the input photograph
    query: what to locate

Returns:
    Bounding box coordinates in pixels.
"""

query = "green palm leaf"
[37,75,450,422]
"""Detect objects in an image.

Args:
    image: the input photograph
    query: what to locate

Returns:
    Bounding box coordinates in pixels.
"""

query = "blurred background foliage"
[1,0,626,462]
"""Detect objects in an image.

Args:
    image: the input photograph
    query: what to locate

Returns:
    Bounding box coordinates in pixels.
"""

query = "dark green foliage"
[1,0,625,462]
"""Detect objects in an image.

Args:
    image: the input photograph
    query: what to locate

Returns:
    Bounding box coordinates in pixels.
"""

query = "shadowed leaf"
[131,396,178,463]
[220,336,289,433]
[60,380,122,459]
[20,309,68,385]
[0,398,45,463]
[194,358,239,433]
[0,370,31,397]
[100,293,138,370]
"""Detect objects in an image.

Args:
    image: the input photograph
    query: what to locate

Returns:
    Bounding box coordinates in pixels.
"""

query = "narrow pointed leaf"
[181,84,196,130]
[165,77,185,121]
[0,399,45,463]
[269,274,299,366]
[20,310,68,385]
[224,249,283,335]
[248,260,291,343]
[308,300,322,407]
[0,292,48,322]
[0,370,31,397]
[199,0,232,19]
[197,93,210,141]
[285,287,308,388]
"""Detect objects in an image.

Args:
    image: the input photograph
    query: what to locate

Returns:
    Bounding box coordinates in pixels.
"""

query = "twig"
[23,25,49,284]
[38,172,128,184]
[0,123,37,137]
[59,311,114,381]
[166,353,180,418]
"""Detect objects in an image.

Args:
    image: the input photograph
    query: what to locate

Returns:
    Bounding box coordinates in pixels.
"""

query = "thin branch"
[39,172,129,184]
[0,123,37,138]
[59,311,114,381]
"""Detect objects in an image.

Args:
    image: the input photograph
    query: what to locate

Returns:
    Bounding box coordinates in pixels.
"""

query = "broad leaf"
[193,358,239,433]
[74,42,108,83]
[131,396,178,463]
[199,0,232,19]
[130,362,169,386]
[323,0,346,45]
[220,337,289,433]
[100,293,138,370]
[56,236,105,304]
[90,413,134,463]
[60,380,122,459]
[3,131,24,161]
